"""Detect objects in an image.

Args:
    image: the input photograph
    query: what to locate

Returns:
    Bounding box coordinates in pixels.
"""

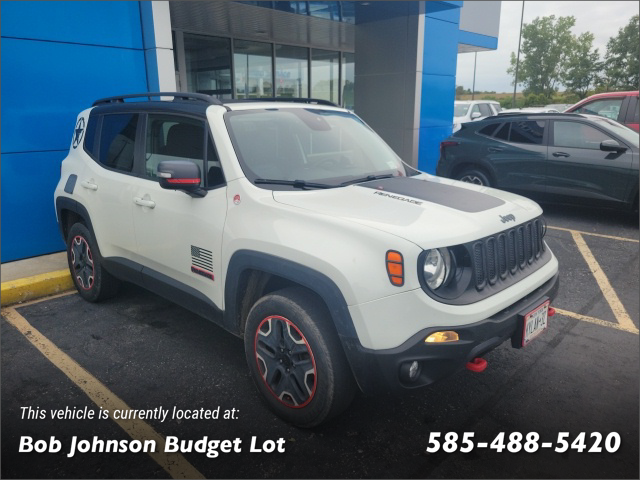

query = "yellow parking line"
[555,308,639,335]
[2,308,205,479]
[548,226,639,243]
[571,231,638,333]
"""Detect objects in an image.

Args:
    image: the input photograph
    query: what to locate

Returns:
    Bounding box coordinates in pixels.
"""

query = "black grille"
[473,218,546,291]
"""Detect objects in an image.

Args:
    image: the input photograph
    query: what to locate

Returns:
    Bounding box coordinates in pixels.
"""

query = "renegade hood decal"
[361,177,505,212]
[272,175,542,248]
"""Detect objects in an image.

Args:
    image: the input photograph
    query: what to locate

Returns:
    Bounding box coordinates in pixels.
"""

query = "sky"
[455,1,638,94]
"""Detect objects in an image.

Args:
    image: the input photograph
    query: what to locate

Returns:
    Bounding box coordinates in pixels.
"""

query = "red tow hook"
[548,306,556,316]
[466,357,487,373]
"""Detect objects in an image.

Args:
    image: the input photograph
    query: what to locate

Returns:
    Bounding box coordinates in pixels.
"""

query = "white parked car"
[55,92,559,427]
[453,100,502,132]
[500,107,560,114]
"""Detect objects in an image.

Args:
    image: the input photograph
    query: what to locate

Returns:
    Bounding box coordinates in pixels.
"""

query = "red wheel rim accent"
[71,235,94,290]
[253,315,317,408]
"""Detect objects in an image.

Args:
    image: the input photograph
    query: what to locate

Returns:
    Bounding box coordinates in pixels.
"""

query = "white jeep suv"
[55,93,559,427]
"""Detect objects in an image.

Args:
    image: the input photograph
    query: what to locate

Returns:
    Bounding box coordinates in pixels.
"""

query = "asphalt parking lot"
[2,204,638,479]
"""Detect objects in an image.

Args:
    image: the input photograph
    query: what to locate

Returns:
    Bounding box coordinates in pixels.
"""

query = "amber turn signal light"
[386,250,404,286]
[425,331,459,343]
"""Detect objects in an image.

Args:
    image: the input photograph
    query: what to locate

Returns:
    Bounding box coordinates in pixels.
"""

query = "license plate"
[522,300,550,347]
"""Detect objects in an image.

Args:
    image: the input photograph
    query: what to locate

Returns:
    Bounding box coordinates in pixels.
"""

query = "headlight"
[422,248,452,290]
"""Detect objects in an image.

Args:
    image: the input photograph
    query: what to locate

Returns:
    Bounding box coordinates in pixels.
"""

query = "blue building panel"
[422,16,459,77]
[1,151,67,262]
[1,38,148,154]
[425,1,462,23]
[418,125,454,173]
[1,1,153,261]
[458,30,499,50]
[0,1,144,50]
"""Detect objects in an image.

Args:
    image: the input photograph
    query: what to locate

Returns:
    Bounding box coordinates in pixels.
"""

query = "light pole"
[472,51,477,100]
[512,0,525,108]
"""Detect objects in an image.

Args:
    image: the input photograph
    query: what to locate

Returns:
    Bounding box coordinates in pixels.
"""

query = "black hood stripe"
[359,177,505,213]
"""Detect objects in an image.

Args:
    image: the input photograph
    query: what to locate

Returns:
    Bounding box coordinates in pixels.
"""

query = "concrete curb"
[1,270,74,307]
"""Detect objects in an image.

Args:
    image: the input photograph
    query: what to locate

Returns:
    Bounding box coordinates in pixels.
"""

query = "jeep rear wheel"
[66,223,120,302]
[457,168,492,187]
[244,287,356,427]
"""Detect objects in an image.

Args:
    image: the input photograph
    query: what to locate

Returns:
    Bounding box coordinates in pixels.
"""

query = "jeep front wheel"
[244,287,356,427]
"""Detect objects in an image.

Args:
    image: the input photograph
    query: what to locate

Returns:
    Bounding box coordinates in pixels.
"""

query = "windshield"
[590,116,639,148]
[225,108,414,187]
[454,104,470,117]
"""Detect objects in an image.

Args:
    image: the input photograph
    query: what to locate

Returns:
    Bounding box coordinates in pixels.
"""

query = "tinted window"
[83,113,99,159]
[553,121,612,150]
[478,123,500,137]
[145,114,206,186]
[494,122,510,141]
[99,114,138,172]
[479,104,492,117]
[509,120,545,145]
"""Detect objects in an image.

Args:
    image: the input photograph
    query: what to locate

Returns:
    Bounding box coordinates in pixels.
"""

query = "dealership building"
[1,1,501,262]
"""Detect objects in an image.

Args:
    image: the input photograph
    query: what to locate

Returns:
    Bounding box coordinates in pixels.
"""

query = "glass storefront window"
[308,1,341,21]
[275,45,308,98]
[341,52,354,109]
[311,49,340,104]
[234,40,274,98]
[184,34,232,99]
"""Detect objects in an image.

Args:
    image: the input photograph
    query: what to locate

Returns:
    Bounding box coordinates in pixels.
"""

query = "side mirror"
[470,112,482,120]
[158,160,206,197]
[600,139,627,153]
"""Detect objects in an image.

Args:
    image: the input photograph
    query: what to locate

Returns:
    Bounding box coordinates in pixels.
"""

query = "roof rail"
[92,92,224,107]
[224,97,339,107]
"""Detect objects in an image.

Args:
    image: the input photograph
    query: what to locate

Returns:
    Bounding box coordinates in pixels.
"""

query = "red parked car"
[565,91,639,132]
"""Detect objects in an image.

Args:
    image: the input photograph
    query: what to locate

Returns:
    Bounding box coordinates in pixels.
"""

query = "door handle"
[81,180,98,191]
[133,197,156,209]
[488,147,504,152]
[552,152,570,158]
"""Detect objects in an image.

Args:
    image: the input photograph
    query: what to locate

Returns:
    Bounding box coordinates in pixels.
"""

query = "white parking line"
[570,231,638,334]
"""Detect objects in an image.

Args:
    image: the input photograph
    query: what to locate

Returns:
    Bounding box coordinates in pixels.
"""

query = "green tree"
[563,32,601,99]
[601,15,639,91]
[508,15,576,100]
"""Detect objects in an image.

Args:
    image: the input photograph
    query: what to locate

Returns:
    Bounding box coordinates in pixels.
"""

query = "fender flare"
[224,250,374,392]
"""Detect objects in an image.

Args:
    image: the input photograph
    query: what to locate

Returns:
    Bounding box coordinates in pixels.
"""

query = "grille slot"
[473,218,545,290]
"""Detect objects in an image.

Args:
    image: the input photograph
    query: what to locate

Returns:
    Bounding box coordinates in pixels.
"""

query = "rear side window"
[494,123,510,141]
[99,114,139,172]
[478,123,500,137]
[478,104,492,117]
[508,120,545,145]
[83,113,99,159]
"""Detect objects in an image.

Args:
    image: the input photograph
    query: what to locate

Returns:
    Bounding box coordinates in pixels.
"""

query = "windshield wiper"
[254,178,337,189]
[340,174,395,186]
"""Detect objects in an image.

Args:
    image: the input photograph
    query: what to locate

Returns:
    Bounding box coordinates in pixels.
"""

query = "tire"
[457,168,492,187]
[66,223,120,302]
[244,287,356,427]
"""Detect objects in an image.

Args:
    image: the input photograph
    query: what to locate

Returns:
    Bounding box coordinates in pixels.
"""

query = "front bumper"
[343,271,559,394]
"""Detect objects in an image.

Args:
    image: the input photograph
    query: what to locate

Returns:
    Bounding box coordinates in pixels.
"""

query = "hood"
[272,175,542,249]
